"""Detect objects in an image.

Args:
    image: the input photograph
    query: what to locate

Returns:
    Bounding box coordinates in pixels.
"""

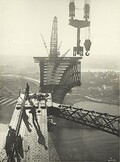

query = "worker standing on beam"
[5,126,16,157]
[22,107,32,132]
[28,99,38,123]
[5,126,24,161]
[31,105,38,123]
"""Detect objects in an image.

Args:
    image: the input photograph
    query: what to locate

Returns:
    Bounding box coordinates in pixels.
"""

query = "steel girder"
[48,105,120,137]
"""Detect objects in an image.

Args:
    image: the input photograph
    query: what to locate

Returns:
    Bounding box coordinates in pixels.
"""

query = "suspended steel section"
[47,103,120,137]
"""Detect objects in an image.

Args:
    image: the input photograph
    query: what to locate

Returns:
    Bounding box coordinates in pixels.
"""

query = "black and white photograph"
[0,0,119,161]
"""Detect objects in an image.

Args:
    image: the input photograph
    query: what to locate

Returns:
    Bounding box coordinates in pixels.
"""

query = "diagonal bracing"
[48,105,120,137]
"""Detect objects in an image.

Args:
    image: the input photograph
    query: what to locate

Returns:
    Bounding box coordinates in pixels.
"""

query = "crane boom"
[61,49,70,57]
[41,34,49,56]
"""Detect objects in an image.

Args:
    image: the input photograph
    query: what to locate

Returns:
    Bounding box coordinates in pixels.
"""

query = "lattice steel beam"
[48,105,120,137]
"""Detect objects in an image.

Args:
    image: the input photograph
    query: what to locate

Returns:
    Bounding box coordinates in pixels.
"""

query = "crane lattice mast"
[50,16,58,57]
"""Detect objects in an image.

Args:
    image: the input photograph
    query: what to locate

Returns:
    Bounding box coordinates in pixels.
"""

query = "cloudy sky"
[0,0,120,69]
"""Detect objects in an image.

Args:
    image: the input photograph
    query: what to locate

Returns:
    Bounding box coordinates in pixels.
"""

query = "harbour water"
[74,101,119,116]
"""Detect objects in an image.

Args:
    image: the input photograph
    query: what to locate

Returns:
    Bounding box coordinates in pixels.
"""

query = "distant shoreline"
[64,94,119,106]
[81,69,120,72]
[83,95,119,106]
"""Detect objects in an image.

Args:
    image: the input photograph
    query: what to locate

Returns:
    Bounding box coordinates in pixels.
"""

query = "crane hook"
[85,51,90,56]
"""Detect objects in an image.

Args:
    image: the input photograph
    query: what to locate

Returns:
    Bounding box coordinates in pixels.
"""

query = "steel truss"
[34,57,81,103]
[48,105,120,137]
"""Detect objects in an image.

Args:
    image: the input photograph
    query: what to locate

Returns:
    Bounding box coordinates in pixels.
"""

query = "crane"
[41,17,65,58]
[50,16,58,57]
[69,0,92,56]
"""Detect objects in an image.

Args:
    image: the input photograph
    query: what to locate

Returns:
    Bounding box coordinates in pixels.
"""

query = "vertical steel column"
[39,59,44,92]
[77,28,80,49]
[77,61,81,85]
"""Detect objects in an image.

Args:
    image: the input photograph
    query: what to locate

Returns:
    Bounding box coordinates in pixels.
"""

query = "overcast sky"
[0,0,120,68]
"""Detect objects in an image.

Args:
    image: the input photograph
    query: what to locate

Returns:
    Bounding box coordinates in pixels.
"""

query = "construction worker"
[5,126,16,160]
[22,107,32,132]
[7,126,16,143]
[30,105,37,123]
